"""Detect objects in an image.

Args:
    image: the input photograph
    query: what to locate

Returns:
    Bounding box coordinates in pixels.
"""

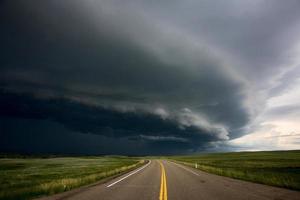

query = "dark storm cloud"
[1,0,300,154]
[0,117,159,155]
[0,91,212,154]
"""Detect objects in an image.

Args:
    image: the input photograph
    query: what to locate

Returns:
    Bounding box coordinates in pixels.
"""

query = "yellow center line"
[159,161,168,200]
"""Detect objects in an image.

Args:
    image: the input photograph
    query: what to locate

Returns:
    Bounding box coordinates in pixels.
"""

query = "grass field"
[0,156,143,200]
[169,150,300,190]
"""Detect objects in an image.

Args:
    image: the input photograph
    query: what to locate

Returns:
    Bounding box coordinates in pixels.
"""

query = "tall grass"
[170,150,300,190]
[0,156,143,200]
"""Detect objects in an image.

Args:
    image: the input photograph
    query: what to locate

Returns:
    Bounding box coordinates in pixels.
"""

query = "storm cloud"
[1,0,300,154]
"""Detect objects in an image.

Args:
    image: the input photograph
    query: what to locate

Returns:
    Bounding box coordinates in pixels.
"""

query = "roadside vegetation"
[0,156,143,200]
[170,150,300,190]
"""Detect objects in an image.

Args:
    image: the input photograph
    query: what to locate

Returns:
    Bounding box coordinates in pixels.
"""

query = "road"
[39,160,300,200]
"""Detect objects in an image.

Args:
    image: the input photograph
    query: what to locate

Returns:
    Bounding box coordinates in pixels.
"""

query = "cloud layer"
[1,0,300,154]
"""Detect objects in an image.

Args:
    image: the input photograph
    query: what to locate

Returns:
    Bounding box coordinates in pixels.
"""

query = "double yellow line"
[159,161,168,200]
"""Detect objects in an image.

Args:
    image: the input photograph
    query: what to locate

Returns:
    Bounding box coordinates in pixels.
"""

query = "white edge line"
[170,161,199,176]
[106,160,151,188]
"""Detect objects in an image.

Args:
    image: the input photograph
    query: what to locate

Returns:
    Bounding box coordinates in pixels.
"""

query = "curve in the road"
[106,160,151,188]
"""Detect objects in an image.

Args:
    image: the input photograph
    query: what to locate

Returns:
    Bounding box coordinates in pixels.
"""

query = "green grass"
[0,156,143,200]
[169,150,300,190]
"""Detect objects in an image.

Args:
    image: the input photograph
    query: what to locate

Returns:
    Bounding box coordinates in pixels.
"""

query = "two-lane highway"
[39,160,300,200]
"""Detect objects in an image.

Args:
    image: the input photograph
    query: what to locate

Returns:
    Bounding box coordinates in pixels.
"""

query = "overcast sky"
[1,0,300,155]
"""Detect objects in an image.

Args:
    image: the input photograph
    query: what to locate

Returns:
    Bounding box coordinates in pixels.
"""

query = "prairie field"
[0,156,143,200]
[170,150,300,190]
[1,151,299,200]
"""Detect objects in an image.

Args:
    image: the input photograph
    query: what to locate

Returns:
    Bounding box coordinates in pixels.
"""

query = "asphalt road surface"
[39,160,300,200]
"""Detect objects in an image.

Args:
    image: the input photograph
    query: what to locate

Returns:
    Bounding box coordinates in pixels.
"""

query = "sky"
[1,0,300,155]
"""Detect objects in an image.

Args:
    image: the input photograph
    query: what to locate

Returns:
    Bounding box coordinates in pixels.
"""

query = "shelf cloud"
[1,0,300,154]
